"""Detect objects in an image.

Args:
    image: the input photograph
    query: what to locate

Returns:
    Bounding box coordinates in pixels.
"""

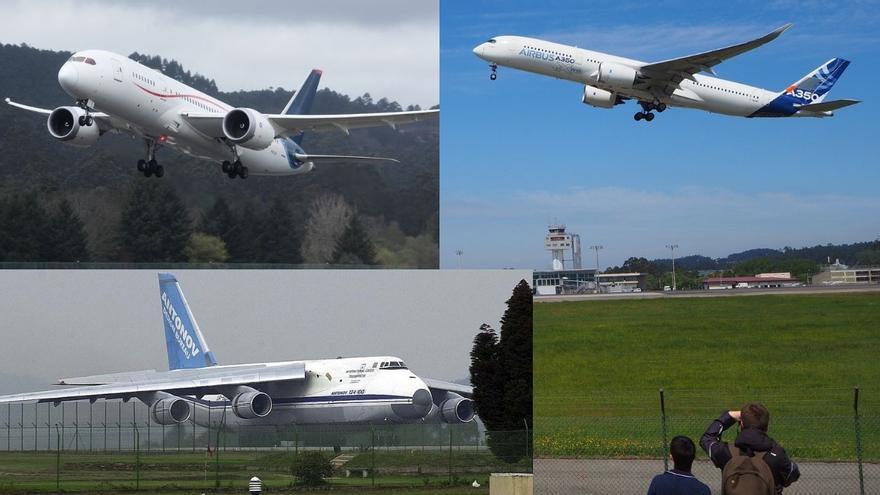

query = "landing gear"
[634,101,665,122]
[75,99,94,127]
[225,160,248,179]
[489,63,497,80]
[138,138,164,178]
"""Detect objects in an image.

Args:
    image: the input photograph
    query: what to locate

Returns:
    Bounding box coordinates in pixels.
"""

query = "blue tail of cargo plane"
[158,273,217,370]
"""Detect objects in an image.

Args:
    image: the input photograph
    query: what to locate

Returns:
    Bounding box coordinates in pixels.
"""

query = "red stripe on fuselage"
[133,82,229,112]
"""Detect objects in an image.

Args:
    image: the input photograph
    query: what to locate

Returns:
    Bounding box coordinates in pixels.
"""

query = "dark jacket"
[700,411,800,494]
[647,469,711,495]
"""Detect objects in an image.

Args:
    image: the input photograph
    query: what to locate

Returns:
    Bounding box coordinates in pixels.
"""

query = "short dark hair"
[741,403,770,431]
[670,435,696,471]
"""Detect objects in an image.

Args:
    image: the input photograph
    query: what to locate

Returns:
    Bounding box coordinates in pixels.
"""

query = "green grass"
[534,293,880,460]
[0,451,499,494]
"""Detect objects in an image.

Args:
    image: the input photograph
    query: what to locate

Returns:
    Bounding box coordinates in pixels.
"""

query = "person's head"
[670,435,696,472]
[740,403,770,432]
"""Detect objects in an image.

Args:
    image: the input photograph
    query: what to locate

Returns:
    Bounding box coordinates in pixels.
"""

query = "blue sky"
[440,0,880,270]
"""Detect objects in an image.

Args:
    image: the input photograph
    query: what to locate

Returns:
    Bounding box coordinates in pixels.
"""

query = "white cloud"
[1,0,438,107]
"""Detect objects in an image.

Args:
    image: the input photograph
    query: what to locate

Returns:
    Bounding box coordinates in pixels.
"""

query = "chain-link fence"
[536,388,877,495]
[0,400,530,492]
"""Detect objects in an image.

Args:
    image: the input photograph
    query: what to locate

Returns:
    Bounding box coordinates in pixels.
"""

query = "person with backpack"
[700,403,800,494]
[647,435,711,495]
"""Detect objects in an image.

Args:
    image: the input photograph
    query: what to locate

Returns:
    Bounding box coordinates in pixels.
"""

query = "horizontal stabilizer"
[796,99,860,112]
[294,153,400,166]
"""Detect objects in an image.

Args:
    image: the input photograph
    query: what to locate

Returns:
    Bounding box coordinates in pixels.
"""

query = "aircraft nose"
[473,44,486,58]
[58,62,79,96]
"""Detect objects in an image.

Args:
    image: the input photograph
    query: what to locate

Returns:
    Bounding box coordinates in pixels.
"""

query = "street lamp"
[666,244,679,291]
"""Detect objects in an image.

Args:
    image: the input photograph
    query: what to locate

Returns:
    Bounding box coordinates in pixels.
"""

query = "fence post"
[89,401,93,452]
[33,403,38,451]
[118,401,122,451]
[371,426,376,487]
[20,402,24,451]
[134,423,140,491]
[448,427,453,484]
[55,425,61,491]
[61,403,65,452]
[6,403,10,452]
[192,399,196,453]
[854,387,865,495]
[659,388,668,472]
[74,402,79,452]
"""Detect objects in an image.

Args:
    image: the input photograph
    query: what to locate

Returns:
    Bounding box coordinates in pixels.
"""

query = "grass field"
[0,450,517,494]
[534,293,880,460]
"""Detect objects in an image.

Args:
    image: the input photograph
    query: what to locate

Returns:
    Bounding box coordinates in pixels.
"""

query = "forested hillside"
[0,43,438,267]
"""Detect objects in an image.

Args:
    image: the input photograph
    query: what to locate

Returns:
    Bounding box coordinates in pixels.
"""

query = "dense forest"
[0,43,438,267]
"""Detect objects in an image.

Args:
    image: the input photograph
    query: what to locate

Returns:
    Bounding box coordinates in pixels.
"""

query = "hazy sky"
[440,0,880,269]
[1,0,438,108]
[0,270,528,392]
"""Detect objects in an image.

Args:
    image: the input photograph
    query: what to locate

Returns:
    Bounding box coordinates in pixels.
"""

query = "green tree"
[469,324,504,427]
[201,197,236,242]
[331,213,377,265]
[118,181,192,262]
[184,233,229,263]
[291,452,333,486]
[225,201,259,262]
[258,198,302,263]
[46,198,90,262]
[0,192,52,262]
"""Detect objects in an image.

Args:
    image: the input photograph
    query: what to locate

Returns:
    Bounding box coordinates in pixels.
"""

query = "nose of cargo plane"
[58,62,79,96]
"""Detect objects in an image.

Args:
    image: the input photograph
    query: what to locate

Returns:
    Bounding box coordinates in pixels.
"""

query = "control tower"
[545,224,582,271]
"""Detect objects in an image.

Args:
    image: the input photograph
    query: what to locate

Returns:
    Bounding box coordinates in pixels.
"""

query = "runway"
[535,458,877,494]
[535,284,880,303]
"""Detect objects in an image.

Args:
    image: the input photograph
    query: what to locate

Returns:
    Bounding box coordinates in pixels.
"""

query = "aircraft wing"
[4,98,117,133]
[181,108,438,139]
[0,362,306,405]
[638,24,793,95]
[423,378,473,399]
[795,99,861,112]
[294,153,399,166]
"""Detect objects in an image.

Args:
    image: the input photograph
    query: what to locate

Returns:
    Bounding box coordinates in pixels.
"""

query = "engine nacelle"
[231,390,273,419]
[440,395,475,423]
[151,397,191,425]
[222,108,274,150]
[595,62,638,89]
[47,106,100,146]
[581,85,617,109]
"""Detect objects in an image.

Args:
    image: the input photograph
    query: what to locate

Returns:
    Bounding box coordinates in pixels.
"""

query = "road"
[535,284,880,303]
[535,458,877,494]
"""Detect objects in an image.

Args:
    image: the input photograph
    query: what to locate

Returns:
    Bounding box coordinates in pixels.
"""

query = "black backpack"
[722,447,775,495]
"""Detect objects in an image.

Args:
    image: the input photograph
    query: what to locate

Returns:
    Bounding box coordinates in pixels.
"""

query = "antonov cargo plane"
[473,24,859,121]
[0,274,474,427]
[6,50,437,178]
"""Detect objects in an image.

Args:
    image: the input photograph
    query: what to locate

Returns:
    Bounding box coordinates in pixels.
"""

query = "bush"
[291,452,334,486]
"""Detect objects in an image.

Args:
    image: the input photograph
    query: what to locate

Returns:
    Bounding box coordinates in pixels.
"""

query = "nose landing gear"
[75,99,94,127]
[489,63,497,80]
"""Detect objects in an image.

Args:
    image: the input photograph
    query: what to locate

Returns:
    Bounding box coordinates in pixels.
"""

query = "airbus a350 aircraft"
[473,24,859,121]
[0,274,474,427]
[6,50,437,178]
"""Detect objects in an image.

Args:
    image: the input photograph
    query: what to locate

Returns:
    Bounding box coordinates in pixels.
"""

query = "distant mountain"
[0,43,438,266]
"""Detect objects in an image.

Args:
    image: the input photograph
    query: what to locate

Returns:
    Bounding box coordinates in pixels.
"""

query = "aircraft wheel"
[227,171,236,179]
[144,167,152,178]
[490,73,497,80]
[239,166,249,179]
[221,161,232,173]
[78,116,87,126]
[85,116,94,126]
[656,103,667,112]
[137,159,146,172]
[634,112,644,121]
[645,112,655,122]
[148,159,158,170]
[155,165,165,178]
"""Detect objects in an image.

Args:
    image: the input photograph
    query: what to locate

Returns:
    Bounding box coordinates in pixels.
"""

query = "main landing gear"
[137,138,164,178]
[221,160,248,179]
[634,101,667,122]
[76,99,94,127]
[489,63,498,80]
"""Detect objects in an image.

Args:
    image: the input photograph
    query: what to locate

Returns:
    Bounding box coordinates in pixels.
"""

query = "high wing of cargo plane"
[473,23,859,121]
[0,274,474,426]
[6,50,437,178]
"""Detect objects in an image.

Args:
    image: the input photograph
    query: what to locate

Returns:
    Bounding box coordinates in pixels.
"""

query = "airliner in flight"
[473,24,859,121]
[6,50,437,178]
[0,274,474,427]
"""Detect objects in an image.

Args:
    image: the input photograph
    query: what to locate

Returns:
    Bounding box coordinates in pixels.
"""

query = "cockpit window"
[84,58,96,65]
[379,361,408,370]
[69,56,85,63]
[487,39,497,43]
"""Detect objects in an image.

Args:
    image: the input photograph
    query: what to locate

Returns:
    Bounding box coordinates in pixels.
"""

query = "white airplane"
[6,49,437,178]
[473,24,859,121]
[0,273,474,427]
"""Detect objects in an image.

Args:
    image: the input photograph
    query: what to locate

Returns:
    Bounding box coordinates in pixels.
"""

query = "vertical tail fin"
[782,58,850,103]
[282,69,322,145]
[158,273,217,370]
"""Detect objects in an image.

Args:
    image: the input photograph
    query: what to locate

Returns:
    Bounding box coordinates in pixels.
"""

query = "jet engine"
[439,394,475,424]
[231,390,273,419]
[222,108,274,150]
[594,62,639,88]
[150,397,191,425]
[581,85,618,109]
[47,106,100,146]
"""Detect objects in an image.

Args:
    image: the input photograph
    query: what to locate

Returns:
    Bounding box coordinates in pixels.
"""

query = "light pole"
[589,245,603,271]
[455,250,463,269]
[666,244,679,291]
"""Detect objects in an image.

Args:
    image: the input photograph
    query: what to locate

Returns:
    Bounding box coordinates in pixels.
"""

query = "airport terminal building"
[813,266,880,285]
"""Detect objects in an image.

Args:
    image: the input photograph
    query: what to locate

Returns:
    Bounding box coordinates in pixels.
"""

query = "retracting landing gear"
[76,99,94,127]
[489,63,498,80]
[137,138,164,178]
[633,100,667,122]
[221,145,248,179]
